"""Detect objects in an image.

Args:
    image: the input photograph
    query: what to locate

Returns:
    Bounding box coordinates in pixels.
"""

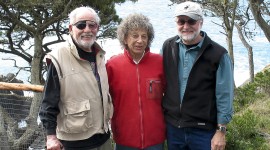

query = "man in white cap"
[160,1,234,150]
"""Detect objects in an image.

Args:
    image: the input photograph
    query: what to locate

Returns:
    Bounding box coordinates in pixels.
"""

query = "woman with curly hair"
[106,13,166,150]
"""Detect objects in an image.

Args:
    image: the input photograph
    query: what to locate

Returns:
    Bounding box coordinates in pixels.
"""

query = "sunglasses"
[176,19,198,26]
[73,20,98,30]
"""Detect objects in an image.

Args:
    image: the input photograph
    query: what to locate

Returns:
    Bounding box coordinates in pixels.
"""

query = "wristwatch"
[217,126,227,134]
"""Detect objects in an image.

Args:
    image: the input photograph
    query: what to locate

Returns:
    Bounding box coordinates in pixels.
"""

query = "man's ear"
[200,19,203,26]
[69,24,73,33]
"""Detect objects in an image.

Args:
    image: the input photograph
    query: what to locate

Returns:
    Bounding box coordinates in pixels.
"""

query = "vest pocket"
[146,78,163,99]
[61,100,93,133]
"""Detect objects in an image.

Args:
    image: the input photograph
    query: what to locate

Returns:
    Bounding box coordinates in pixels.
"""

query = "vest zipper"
[178,103,182,128]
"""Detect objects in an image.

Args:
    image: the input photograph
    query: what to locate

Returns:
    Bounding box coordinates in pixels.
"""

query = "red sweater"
[106,49,166,149]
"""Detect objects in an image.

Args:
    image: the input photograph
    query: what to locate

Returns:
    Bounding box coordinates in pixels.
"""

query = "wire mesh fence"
[0,82,45,150]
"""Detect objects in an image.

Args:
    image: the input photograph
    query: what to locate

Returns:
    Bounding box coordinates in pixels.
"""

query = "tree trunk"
[29,34,44,125]
[249,0,270,42]
[226,30,234,66]
[222,1,235,66]
[31,34,44,85]
[9,34,45,149]
[235,24,254,82]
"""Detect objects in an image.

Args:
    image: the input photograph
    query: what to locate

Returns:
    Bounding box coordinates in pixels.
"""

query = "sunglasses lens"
[178,20,185,25]
[76,23,86,30]
[188,19,197,25]
[73,21,98,30]
[177,19,197,25]
[88,22,98,29]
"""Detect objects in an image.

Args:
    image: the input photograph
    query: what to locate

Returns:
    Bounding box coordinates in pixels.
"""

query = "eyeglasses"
[73,20,98,30]
[176,19,198,26]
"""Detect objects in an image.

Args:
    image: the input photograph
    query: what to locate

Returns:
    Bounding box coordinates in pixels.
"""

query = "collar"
[124,47,150,64]
[133,50,146,64]
[67,35,105,59]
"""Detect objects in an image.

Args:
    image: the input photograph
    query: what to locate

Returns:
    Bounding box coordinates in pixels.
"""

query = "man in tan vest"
[39,6,113,150]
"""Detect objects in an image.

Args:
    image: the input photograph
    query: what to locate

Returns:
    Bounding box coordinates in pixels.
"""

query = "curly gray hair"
[117,13,154,49]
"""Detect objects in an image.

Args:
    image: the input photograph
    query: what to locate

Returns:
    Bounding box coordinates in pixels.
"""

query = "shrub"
[234,83,263,113]
[254,70,270,96]
[226,110,269,150]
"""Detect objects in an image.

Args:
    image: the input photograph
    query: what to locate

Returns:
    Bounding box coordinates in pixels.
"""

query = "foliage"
[234,82,263,112]
[254,70,270,95]
[226,69,270,149]
[250,95,270,139]
[0,0,129,84]
[226,110,269,150]
[234,69,270,112]
[0,0,125,55]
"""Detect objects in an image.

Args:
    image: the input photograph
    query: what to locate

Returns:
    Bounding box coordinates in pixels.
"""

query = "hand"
[46,135,63,150]
[211,130,226,150]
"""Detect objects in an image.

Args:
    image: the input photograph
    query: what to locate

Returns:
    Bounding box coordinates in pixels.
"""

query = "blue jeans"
[115,143,164,150]
[166,123,215,150]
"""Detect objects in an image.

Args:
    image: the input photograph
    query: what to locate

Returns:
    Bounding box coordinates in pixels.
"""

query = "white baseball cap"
[174,1,203,20]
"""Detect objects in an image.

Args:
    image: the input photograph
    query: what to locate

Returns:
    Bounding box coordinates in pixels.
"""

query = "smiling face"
[69,9,99,52]
[176,15,203,45]
[125,29,148,60]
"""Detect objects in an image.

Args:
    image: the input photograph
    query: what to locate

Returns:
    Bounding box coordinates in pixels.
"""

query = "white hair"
[68,6,100,25]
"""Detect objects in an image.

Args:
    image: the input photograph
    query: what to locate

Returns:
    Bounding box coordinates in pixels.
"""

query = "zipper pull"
[149,80,153,93]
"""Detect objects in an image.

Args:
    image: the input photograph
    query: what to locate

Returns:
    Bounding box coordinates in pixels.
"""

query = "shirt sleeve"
[39,63,60,135]
[216,53,234,125]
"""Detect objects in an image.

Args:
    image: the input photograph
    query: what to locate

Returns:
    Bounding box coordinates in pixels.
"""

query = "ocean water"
[0,0,270,87]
